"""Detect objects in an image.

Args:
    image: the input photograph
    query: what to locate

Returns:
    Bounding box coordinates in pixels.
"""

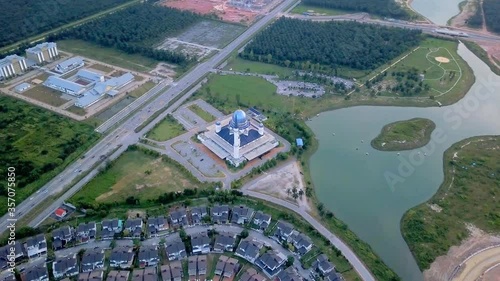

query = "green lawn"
[66,105,86,116]
[187,104,215,122]
[371,118,436,151]
[89,63,114,74]
[290,3,349,15]
[402,136,500,270]
[22,85,68,106]
[129,81,156,98]
[146,115,185,141]
[223,57,295,78]
[69,148,203,208]
[371,38,475,104]
[58,39,159,72]
[0,96,99,215]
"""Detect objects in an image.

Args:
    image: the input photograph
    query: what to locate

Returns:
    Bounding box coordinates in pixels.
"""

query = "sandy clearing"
[245,161,311,211]
[424,225,500,281]
[452,246,500,281]
[435,56,451,63]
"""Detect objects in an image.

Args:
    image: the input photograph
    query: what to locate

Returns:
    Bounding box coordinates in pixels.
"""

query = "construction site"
[161,0,283,23]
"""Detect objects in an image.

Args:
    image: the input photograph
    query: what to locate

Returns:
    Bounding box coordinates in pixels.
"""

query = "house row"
[272,221,313,256]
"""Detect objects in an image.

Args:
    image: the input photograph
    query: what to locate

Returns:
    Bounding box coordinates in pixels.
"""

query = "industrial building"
[26,42,59,64]
[0,55,28,79]
[54,57,84,74]
[198,109,279,167]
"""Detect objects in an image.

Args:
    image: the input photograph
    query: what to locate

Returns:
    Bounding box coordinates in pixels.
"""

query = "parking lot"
[172,140,225,178]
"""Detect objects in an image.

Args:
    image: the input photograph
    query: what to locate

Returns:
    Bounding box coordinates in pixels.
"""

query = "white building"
[198,109,279,167]
[26,42,58,64]
[0,55,27,79]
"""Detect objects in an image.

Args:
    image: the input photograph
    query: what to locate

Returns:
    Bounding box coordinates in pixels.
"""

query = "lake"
[410,0,463,25]
[308,44,500,281]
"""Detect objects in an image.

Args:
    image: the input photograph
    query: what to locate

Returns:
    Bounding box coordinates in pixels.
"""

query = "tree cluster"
[51,3,202,65]
[0,97,97,199]
[483,0,500,33]
[241,18,421,73]
[466,5,483,28]
[0,0,131,48]
[302,0,410,19]
[382,69,431,97]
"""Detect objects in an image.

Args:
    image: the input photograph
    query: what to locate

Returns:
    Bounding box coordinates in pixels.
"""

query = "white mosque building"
[198,109,279,167]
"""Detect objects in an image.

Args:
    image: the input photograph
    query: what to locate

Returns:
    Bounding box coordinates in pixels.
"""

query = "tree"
[298,189,304,198]
[235,94,241,106]
[286,256,295,267]
[292,193,299,200]
[284,60,291,68]
[179,229,187,241]
[240,229,249,239]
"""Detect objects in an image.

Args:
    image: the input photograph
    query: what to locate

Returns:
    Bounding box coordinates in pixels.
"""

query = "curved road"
[241,188,376,281]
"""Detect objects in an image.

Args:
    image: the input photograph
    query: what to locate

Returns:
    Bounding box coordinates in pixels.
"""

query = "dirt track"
[452,246,500,281]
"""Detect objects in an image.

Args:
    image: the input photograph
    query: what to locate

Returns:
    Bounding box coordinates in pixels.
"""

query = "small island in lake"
[371,118,436,151]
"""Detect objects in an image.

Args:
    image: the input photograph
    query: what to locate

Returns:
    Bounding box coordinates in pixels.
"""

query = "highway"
[286,13,500,43]
[1,0,298,232]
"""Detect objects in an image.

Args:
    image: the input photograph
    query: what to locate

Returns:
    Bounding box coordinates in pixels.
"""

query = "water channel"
[308,43,500,280]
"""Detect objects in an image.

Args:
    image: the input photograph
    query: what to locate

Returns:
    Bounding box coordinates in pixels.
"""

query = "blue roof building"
[44,76,84,96]
[296,138,304,147]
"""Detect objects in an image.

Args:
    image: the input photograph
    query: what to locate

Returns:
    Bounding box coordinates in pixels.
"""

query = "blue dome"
[230,109,249,129]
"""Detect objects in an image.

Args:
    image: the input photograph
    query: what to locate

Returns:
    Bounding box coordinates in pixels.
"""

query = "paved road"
[241,188,376,281]
[0,0,298,231]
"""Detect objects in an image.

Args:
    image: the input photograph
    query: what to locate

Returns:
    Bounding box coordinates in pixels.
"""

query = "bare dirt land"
[476,40,500,69]
[424,224,500,281]
[245,161,311,211]
[160,0,279,24]
[449,0,479,28]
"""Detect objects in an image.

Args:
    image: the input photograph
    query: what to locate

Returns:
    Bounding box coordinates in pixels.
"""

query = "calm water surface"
[411,0,463,25]
[308,44,500,281]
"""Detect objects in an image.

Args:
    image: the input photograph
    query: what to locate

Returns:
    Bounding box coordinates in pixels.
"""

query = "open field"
[66,105,87,116]
[290,3,349,15]
[129,81,156,98]
[147,115,186,141]
[223,57,295,77]
[176,20,246,48]
[88,64,114,74]
[187,104,215,122]
[371,118,436,151]
[370,38,473,101]
[401,136,500,271]
[0,96,99,215]
[69,148,204,208]
[22,85,69,106]
[58,39,159,72]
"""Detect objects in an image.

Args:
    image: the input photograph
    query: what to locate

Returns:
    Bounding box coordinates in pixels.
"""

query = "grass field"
[0,96,99,215]
[129,81,156,98]
[147,115,185,141]
[223,57,295,77]
[371,38,474,104]
[89,64,114,74]
[290,3,349,15]
[371,118,436,151]
[187,104,215,122]
[58,39,159,72]
[22,85,68,106]
[66,105,86,116]
[70,149,203,208]
[401,136,500,270]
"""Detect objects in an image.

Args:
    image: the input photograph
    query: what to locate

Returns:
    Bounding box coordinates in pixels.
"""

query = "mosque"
[197,109,279,167]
